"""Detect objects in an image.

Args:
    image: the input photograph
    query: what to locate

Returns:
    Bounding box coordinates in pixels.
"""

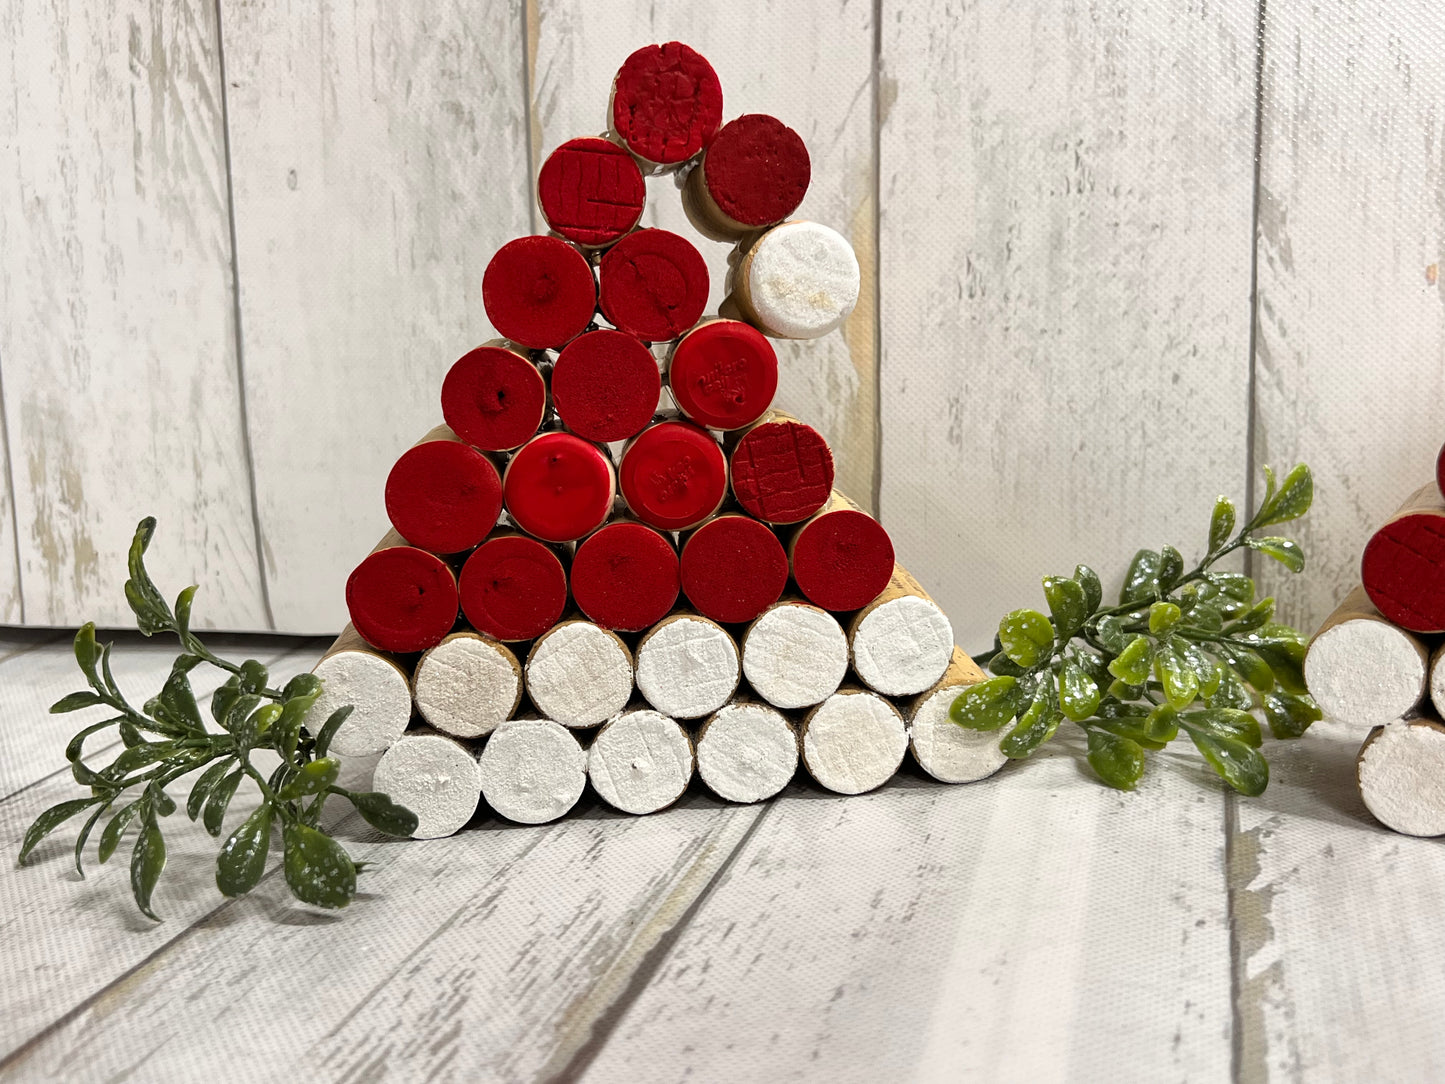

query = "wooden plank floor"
[0,629,1437,1082]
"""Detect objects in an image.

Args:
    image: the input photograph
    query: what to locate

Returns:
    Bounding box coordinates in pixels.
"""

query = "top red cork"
[701,114,811,229]
[791,507,895,613]
[503,431,616,543]
[571,521,680,632]
[680,514,789,624]
[482,236,597,349]
[384,438,502,554]
[729,418,835,524]
[598,228,709,342]
[610,42,723,167]
[668,320,778,431]
[347,546,459,653]
[1362,513,1445,633]
[459,533,568,642]
[619,420,728,532]
[551,328,661,442]
[537,137,646,248]
[441,344,548,452]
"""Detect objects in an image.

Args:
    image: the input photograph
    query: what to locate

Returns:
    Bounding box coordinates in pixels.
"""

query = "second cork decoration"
[325,42,997,839]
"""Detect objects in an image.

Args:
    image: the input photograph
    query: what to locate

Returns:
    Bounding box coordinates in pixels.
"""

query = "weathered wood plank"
[223,0,534,634]
[0,0,268,630]
[1231,720,1445,1080]
[878,1,1259,651]
[1253,0,1445,633]
[0,391,20,624]
[529,1,879,506]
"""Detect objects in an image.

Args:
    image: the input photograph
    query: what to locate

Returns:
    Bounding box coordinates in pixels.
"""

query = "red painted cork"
[482,236,597,349]
[1362,513,1445,633]
[571,521,680,632]
[441,344,548,452]
[598,228,709,342]
[790,503,895,613]
[503,432,616,543]
[702,114,811,229]
[385,438,502,554]
[459,533,568,642]
[680,514,789,624]
[729,416,835,524]
[610,42,723,167]
[551,328,661,442]
[668,320,778,431]
[537,137,646,248]
[347,546,459,653]
[619,420,728,531]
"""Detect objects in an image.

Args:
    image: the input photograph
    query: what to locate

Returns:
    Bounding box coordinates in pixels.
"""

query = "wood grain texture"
[0,397,19,623]
[575,749,1234,1082]
[0,0,268,631]
[878,1,1258,652]
[222,0,533,633]
[529,0,880,507]
[1253,0,1445,632]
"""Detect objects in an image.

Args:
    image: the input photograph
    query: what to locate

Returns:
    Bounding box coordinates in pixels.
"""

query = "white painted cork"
[737,221,860,339]
[477,718,587,824]
[634,614,740,719]
[412,632,522,739]
[742,601,848,710]
[800,688,907,795]
[1427,643,1445,720]
[525,620,634,728]
[696,701,799,803]
[372,731,482,839]
[909,691,1008,785]
[309,649,412,758]
[1307,618,1427,728]
[851,595,953,696]
[588,708,695,814]
[1357,719,1445,836]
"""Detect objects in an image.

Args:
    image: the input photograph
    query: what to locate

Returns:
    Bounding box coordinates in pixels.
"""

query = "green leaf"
[1058,658,1101,722]
[282,673,322,701]
[50,691,105,714]
[1185,728,1269,797]
[237,660,269,696]
[118,720,144,747]
[130,815,166,920]
[1149,602,1181,636]
[1247,536,1305,573]
[221,694,263,737]
[72,801,113,878]
[1074,565,1103,614]
[1107,636,1153,686]
[1221,645,1275,692]
[949,676,1019,731]
[1043,577,1089,639]
[174,584,199,638]
[278,758,340,800]
[113,741,180,776]
[999,702,1062,759]
[1262,691,1322,739]
[187,759,234,822]
[1208,497,1236,553]
[1096,615,1128,654]
[282,823,357,910]
[1252,640,1309,695]
[1145,704,1180,744]
[999,609,1055,668]
[1086,729,1146,789]
[99,801,143,864]
[1228,597,1275,633]
[124,518,173,636]
[19,798,99,864]
[1207,572,1255,603]
[1188,602,1225,633]
[1121,549,1162,603]
[211,676,242,726]
[153,656,205,734]
[346,791,421,837]
[1206,667,1255,711]
[216,803,274,898]
[148,781,177,818]
[65,718,120,763]
[314,706,354,758]
[1253,464,1313,527]
[73,623,101,685]
[1155,644,1199,710]
[1183,708,1263,748]
[237,703,284,754]
[203,769,245,837]
[1158,546,1185,590]
[987,651,1028,678]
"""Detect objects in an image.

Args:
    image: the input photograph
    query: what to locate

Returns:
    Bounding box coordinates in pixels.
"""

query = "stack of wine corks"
[315,42,1001,839]
[1307,445,1445,836]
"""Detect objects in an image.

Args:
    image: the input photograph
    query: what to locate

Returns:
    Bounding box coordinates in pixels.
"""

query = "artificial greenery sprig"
[952,464,1321,795]
[17,518,418,919]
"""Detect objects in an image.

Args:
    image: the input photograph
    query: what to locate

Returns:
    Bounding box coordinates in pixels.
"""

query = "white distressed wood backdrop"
[2,0,1443,643]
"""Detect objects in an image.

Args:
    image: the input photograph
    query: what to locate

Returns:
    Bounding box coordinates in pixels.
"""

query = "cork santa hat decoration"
[318,42,1007,837]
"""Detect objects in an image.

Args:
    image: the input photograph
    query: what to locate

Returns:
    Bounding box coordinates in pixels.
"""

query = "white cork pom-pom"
[477,718,587,824]
[635,615,740,719]
[308,649,412,758]
[372,731,482,839]
[800,689,907,795]
[696,702,799,803]
[1307,619,1427,728]
[909,683,1008,784]
[525,621,634,728]
[1357,719,1445,836]
[742,221,860,339]
[851,595,953,696]
[742,602,848,709]
[588,708,695,814]
[413,633,521,739]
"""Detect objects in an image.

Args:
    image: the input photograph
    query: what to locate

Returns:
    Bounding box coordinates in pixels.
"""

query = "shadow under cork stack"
[315,41,1003,838]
